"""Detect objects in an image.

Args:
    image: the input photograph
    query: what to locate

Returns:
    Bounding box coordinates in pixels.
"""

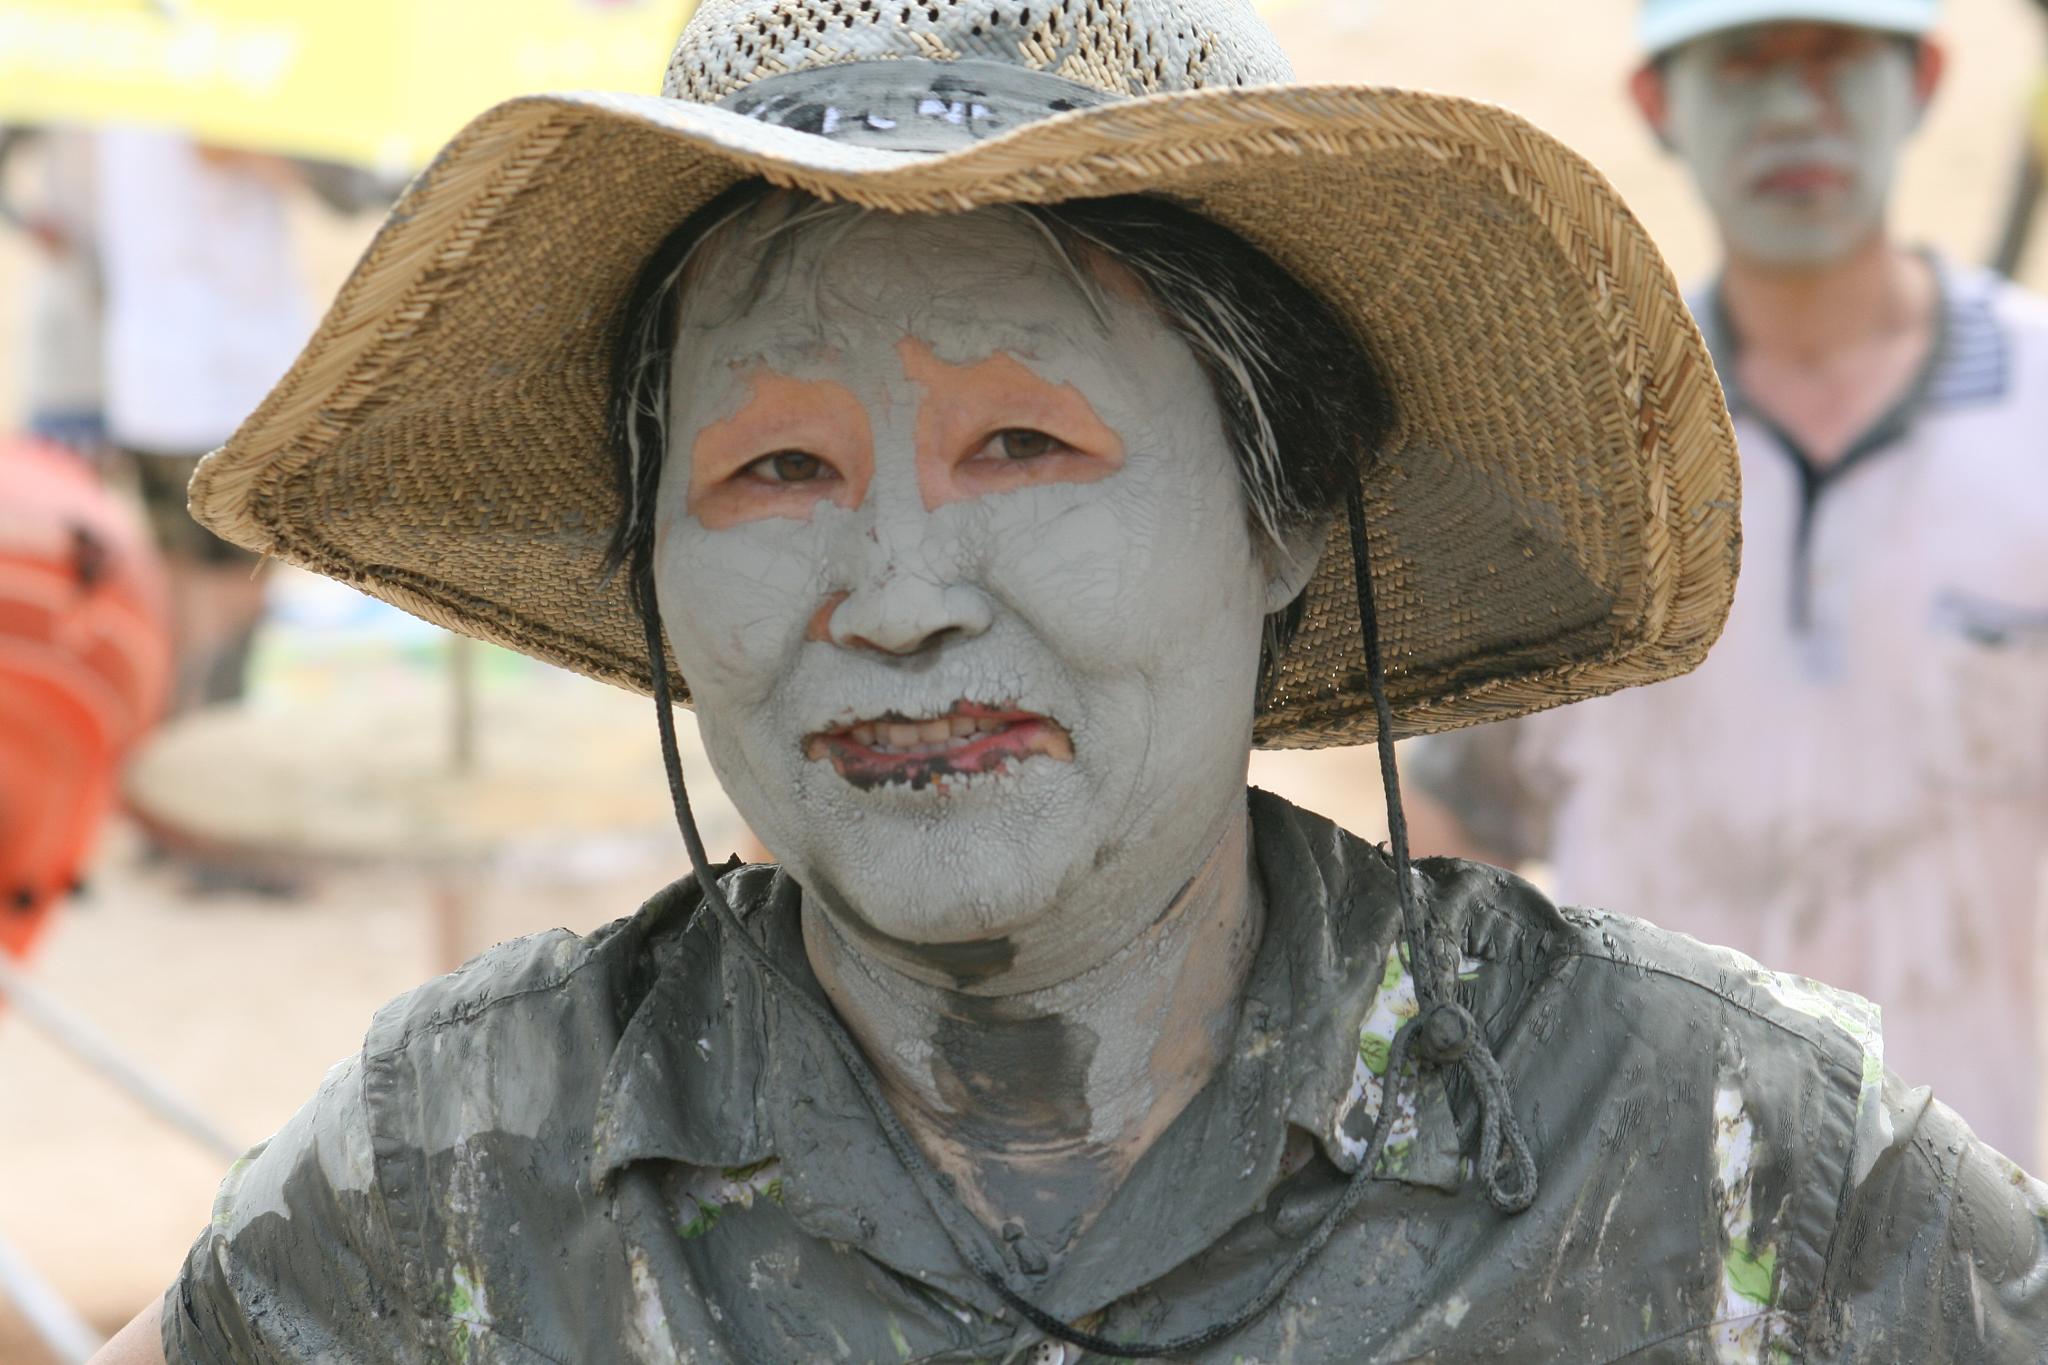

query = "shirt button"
[1002,1220,1050,1275]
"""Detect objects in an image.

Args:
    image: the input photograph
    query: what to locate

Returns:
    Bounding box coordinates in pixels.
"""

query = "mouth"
[803,701,1074,792]
[1750,163,1853,197]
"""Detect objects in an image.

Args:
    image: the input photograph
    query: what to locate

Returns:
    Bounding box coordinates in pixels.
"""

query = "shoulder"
[1808,1071,2048,1360]
[1942,260,2048,387]
[1304,821,1885,1109]
[1421,856,1885,1178]
[1418,862,1896,1350]
[1480,875,1883,1134]
[1546,898,1880,1084]
[367,865,739,1052]
[1482,872,2048,1357]
[359,862,763,1147]
[188,862,778,1363]
[1544,897,1888,1172]
[1950,260,2048,334]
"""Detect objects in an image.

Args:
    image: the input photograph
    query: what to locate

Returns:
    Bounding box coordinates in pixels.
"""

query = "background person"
[1406,0,2048,1165]
[0,124,106,459]
[94,128,315,714]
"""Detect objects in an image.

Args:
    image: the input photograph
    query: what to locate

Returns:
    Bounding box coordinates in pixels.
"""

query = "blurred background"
[1,0,2045,1359]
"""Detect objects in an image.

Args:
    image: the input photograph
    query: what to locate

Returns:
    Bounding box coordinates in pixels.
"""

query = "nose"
[825,538,994,658]
[1754,63,1831,128]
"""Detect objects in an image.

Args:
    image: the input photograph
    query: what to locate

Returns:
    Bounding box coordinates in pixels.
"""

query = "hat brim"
[190,84,1739,748]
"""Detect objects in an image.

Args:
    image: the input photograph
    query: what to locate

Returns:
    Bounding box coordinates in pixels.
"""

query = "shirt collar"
[1693,252,2011,425]
[589,863,784,1182]
[589,792,1489,1313]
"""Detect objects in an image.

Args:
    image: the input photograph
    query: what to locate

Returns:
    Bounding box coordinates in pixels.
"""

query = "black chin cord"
[1341,486,1538,1218]
[635,492,1534,1361]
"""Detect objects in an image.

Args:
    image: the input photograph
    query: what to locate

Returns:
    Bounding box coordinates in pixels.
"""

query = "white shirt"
[94,128,311,455]
[1415,261,2048,1164]
[15,126,105,425]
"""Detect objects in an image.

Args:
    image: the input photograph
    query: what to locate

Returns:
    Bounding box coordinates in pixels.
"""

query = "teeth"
[826,711,1037,755]
[1036,725,1075,761]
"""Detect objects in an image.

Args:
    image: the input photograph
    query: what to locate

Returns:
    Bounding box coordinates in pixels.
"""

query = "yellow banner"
[0,0,697,172]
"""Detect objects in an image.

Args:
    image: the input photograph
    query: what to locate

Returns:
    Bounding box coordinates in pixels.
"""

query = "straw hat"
[190,0,1740,748]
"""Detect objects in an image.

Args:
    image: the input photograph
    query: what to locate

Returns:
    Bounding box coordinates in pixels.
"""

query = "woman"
[101,1,2044,1359]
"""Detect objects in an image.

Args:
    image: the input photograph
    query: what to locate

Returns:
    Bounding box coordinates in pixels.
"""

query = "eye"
[741,450,830,483]
[985,429,1064,461]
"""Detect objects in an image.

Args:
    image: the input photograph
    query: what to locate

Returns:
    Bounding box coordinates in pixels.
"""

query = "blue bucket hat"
[1639,0,1940,56]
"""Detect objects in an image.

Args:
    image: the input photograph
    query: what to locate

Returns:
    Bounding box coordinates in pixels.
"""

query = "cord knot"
[1411,1000,1476,1064]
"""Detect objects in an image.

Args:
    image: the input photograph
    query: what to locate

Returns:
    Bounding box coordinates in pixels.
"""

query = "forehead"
[674,204,1131,365]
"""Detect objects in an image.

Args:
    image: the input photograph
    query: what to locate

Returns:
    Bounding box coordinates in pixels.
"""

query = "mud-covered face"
[653,208,1301,952]
[1664,22,1921,266]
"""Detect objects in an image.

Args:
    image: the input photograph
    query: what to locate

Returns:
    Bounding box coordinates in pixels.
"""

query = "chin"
[825,857,1068,947]
[1727,200,1877,268]
[766,756,1098,946]
[797,829,1086,949]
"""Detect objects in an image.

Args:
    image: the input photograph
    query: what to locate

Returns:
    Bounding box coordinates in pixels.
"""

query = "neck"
[1720,233,1930,364]
[802,805,1263,1249]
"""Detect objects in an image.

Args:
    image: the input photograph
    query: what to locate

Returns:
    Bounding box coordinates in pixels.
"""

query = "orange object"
[0,437,170,961]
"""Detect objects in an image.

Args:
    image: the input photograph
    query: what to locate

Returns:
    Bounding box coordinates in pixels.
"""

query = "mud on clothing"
[163,792,2048,1363]
[1407,260,2048,1164]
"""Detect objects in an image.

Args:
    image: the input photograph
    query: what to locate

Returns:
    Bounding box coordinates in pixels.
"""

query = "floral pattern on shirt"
[677,1157,784,1239]
[1333,940,1481,1176]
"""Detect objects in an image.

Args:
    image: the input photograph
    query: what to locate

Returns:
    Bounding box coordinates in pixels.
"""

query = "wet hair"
[603,182,1394,676]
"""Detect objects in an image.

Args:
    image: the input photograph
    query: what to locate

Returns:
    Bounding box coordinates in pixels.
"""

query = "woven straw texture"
[189,3,1739,750]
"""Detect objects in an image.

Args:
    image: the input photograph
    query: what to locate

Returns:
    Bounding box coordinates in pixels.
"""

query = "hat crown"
[663,0,1293,105]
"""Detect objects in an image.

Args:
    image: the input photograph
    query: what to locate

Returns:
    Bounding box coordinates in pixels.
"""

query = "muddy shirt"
[163,791,2048,1363]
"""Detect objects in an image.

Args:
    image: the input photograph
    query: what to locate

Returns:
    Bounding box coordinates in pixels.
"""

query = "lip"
[1750,163,1853,196]
[803,700,1075,791]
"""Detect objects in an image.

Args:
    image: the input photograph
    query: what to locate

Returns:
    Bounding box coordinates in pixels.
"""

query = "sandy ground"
[4,0,2047,1359]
